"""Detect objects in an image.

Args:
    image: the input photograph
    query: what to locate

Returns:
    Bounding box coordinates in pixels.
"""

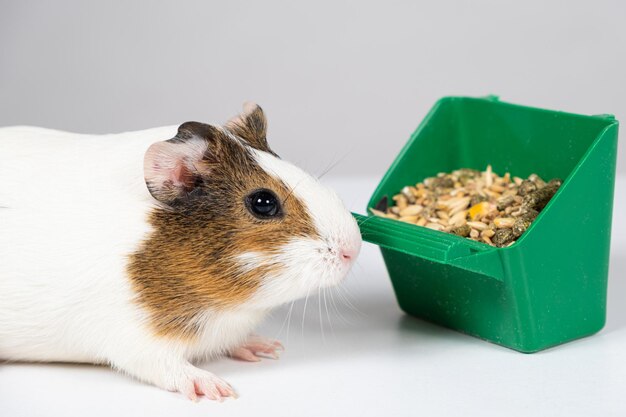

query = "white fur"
[0,124,360,395]
[236,149,362,308]
[251,149,361,252]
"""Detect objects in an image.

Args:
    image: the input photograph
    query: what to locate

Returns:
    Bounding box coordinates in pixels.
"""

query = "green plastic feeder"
[355,96,619,353]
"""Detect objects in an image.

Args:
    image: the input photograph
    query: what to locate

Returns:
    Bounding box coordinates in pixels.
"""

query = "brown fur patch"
[225,103,276,156]
[128,124,318,340]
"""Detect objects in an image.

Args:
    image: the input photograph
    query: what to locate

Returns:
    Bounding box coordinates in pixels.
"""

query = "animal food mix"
[370,166,562,247]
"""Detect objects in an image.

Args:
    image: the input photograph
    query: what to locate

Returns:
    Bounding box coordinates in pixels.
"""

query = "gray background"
[1,0,624,176]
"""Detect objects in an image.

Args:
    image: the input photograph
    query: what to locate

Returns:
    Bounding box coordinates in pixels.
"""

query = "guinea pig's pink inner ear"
[143,138,209,205]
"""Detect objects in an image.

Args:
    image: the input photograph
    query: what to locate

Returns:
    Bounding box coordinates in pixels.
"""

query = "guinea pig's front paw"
[230,335,284,362]
[171,366,238,402]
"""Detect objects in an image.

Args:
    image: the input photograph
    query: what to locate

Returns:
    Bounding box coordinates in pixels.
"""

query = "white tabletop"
[1,176,625,417]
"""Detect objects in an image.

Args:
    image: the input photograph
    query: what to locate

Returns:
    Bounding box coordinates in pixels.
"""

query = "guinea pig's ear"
[225,101,276,156]
[143,122,219,206]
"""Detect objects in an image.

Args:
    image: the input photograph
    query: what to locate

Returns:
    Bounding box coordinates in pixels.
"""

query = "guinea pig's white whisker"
[356,216,376,231]
[288,299,298,343]
[328,287,340,319]
[301,283,314,337]
[285,299,296,344]
[282,177,305,205]
[318,292,325,343]
[323,287,335,337]
[335,285,365,317]
[354,259,367,275]
[316,148,353,180]
[313,150,338,179]
[329,286,355,326]
[275,299,296,342]
[356,214,378,227]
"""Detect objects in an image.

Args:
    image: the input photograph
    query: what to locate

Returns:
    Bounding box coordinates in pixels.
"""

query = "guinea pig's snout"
[340,249,353,262]
[325,244,359,268]
[330,223,362,266]
[339,245,358,263]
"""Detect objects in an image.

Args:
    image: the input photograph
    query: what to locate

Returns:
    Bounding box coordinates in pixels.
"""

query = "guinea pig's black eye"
[246,189,282,219]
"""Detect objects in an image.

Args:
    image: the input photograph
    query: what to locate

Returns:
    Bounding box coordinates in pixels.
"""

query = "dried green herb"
[493,229,516,247]
[451,224,471,237]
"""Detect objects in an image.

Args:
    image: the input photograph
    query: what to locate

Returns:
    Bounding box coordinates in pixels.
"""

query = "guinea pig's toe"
[230,346,262,362]
[231,335,284,361]
[193,379,223,401]
[177,368,236,402]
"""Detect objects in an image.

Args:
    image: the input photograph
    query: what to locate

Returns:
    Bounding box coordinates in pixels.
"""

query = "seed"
[393,194,408,209]
[444,196,464,207]
[484,189,501,199]
[468,201,491,221]
[416,217,427,226]
[510,207,524,217]
[494,217,515,228]
[469,229,480,238]
[401,186,417,203]
[369,208,396,219]
[399,215,419,223]
[448,199,471,216]
[449,210,467,226]
[485,165,493,187]
[481,228,495,238]
[467,221,489,231]
[399,204,424,217]
[528,173,546,188]
[426,222,444,231]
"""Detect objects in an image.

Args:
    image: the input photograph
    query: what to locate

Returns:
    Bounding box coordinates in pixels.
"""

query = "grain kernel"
[494,217,515,228]
[399,205,424,217]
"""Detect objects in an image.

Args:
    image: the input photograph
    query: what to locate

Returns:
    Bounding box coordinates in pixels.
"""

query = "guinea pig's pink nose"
[340,248,357,262]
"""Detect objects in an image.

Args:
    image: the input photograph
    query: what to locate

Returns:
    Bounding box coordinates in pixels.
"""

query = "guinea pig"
[0,102,362,401]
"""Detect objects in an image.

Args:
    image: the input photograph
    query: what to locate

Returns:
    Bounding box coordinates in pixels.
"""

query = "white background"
[1,176,625,417]
[1,0,625,176]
